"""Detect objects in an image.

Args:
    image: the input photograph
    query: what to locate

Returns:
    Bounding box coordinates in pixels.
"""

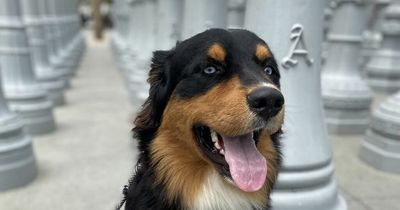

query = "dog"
[121,28,285,210]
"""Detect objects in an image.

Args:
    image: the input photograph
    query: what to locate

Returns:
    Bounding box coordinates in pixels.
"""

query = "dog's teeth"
[219,149,225,155]
[224,176,234,184]
[211,131,218,143]
[214,142,221,150]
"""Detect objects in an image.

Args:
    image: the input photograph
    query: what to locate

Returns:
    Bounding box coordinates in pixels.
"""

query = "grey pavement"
[0,32,399,210]
[332,134,400,210]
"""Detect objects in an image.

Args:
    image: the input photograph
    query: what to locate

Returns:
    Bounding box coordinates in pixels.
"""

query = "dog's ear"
[133,50,173,149]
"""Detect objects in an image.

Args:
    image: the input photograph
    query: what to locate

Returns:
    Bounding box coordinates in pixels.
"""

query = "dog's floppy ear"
[133,50,173,150]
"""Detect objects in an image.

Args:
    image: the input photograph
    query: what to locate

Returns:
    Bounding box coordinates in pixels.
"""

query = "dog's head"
[134,28,284,206]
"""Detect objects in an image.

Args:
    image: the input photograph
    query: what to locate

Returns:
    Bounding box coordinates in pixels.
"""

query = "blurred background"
[0,0,399,209]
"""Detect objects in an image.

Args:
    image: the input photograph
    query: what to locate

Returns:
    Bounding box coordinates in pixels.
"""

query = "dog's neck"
[193,170,266,210]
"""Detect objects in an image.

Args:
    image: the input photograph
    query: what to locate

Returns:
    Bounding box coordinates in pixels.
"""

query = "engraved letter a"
[281,24,314,69]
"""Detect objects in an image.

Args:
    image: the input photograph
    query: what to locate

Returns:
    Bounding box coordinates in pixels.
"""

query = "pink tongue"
[222,133,267,192]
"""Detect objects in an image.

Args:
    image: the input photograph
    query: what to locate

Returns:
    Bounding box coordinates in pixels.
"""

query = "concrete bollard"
[181,0,228,39]
[110,0,122,61]
[119,0,144,105]
[321,0,373,135]
[365,1,400,93]
[359,90,400,173]
[155,0,183,50]
[45,0,83,85]
[120,0,183,105]
[119,0,144,74]
[227,0,246,29]
[322,0,334,65]
[0,0,56,135]
[110,0,118,56]
[51,0,79,77]
[133,0,156,68]
[38,0,57,72]
[245,0,346,209]
[20,0,67,106]
[40,0,71,87]
[60,0,84,72]
[0,69,37,191]
[362,0,390,66]
[111,0,131,64]
[324,0,334,36]
[123,0,157,105]
[123,0,183,105]
[72,0,86,68]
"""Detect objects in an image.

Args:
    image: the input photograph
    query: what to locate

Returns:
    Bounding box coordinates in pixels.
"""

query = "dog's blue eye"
[203,66,217,75]
[264,66,274,75]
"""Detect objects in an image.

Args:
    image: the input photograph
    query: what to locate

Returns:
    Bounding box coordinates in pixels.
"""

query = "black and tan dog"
[122,29,285,210]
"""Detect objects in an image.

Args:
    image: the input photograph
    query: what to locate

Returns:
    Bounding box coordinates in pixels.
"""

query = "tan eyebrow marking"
[255,43,271,61]
[207,43,226,62]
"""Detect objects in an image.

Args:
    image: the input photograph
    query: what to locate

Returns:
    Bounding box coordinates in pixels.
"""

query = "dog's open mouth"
[193,125,267,192]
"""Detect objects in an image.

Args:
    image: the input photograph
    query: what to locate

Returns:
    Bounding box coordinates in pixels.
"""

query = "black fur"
[124,157,183,210]
[120,29,283,210]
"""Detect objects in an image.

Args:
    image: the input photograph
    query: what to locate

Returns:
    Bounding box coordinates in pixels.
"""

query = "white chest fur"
[192,170,263,210]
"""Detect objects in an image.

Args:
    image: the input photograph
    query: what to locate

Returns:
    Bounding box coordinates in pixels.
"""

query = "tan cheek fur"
[267,106,285,135]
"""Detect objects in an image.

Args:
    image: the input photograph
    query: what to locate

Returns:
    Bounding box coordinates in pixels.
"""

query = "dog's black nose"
[247,87,284,118]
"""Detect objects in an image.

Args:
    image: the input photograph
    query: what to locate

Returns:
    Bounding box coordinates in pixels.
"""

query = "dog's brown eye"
[203,66,217,75]
[264,66,274,75]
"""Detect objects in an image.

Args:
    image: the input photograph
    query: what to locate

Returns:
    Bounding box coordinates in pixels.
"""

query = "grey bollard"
[20,0,66,106]
[111,0,131,62]
[110,0,118,55]
[0,0,56,135]
[132,0,156,67]
[155,0,183,50]
[0,69,37,191]
[40,0,71,87]
[123,0,183,104]
[71,0,86,69]
[124,0,157,104]
[47,0,74,85]
[181,0,228,39]
[321,0,373,135]
[38,0,57,71]
[52,0,78,76]
[47,0,65,68]
[324,0,334,36]
[110,0,123,60]
[135,0,157,102]
[60,0,84,72]
[322,0,334,65]
[124,0,183,105]
[116,0,146,105]
[365,1,400,93]
[227,0,246,29]
[362,0,390,65]
[359,90,400,173]
[119,0,143,73]
[245,0,347,209]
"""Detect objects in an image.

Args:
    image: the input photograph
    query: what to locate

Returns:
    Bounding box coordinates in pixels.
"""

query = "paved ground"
[0,32,399,210]
[333,134,400,210]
